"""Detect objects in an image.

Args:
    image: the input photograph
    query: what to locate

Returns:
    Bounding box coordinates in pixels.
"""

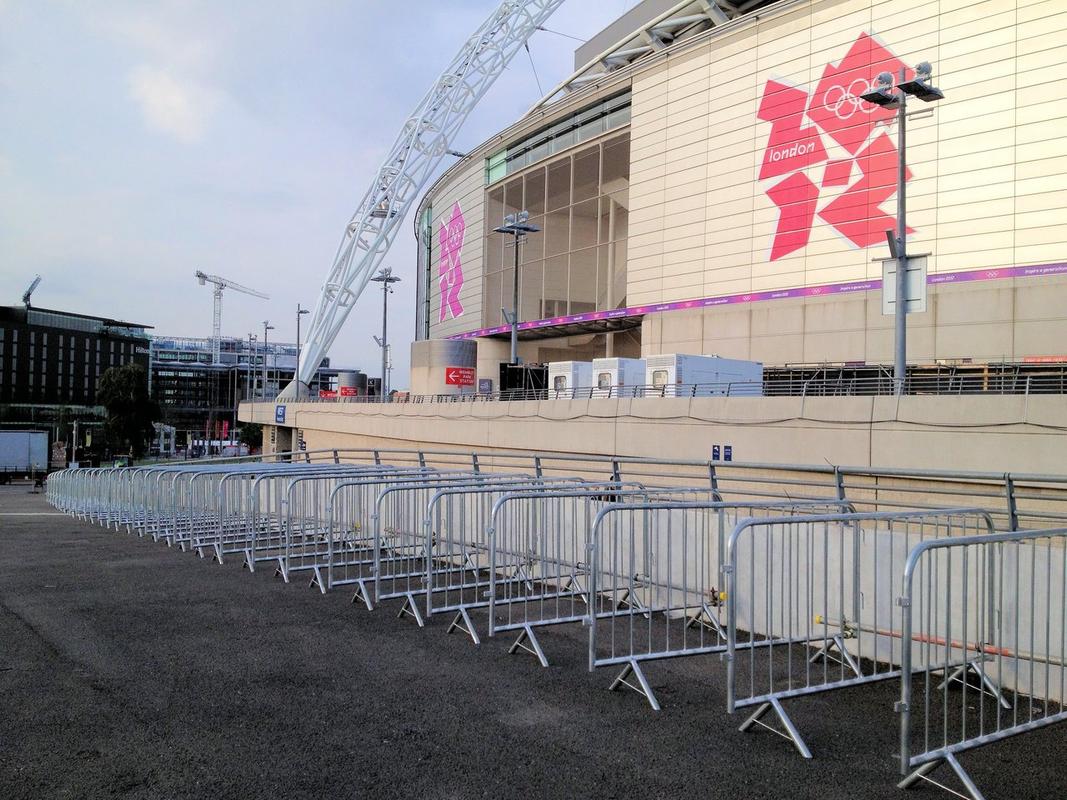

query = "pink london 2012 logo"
[758,33,916,261]
[438,202,466,321]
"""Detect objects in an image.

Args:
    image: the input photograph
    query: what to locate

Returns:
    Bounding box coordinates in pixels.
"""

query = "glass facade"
[486,92,631,184]
[483,132,630,327]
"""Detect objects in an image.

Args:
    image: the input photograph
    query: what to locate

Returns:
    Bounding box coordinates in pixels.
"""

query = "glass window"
[544,209,569,257]
[542,255,568,317]
[519,261,543,323]
[524,168,546,217]
[546,159,570,211]
[484,270,504,327]
[570,200,598,250]
[486,150,506,183]
[569,248,598,314]
[504,178,524,219]
[572,147,599,203]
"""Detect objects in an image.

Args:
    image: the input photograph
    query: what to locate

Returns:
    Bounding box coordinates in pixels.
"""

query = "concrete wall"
[242,393,1067,474]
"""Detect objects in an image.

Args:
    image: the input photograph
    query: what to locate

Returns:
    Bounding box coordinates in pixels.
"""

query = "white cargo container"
[547,361,593,396]
[645,353,763,396]
[591,357,646,398]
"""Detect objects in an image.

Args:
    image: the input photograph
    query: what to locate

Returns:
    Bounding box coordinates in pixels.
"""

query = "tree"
[238,423,263,452]
[97,363,159,458]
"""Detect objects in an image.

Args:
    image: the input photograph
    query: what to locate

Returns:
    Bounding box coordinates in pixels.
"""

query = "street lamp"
[296,303,309,392]
[493,210,541,365]
[370,267,401,401]
[262,320,274,401]
[860,62,945,395]
[247,333,257,402]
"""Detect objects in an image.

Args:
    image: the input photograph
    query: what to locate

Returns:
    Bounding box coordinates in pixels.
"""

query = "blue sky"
[0,0,640,385]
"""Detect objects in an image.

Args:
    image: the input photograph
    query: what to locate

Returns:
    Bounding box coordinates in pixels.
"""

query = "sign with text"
[319,390,338,399]
[339,386,359,397]
[478,378,493,394]
[445,366,476,386]
[275,405,286,424]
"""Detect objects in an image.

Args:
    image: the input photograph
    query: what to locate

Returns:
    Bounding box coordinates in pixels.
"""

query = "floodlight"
[898,62,944,102]
[860,71,899,108]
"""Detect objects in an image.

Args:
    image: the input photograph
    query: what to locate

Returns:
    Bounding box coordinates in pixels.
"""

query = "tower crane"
[282,0,566,399]
[195,270,269,365]
[22,275,42,307]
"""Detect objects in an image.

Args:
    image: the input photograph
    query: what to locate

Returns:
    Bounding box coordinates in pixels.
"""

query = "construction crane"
[22,275,41,307]
[282,0,566,398]
[195,270,269,365]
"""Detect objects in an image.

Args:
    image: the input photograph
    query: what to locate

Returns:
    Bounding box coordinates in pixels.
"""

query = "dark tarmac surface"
[1,483,1064,800]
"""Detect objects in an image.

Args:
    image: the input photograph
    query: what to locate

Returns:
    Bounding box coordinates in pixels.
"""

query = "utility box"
[645,353,764,396]
[591,357,646,398]
[547,361,593,396]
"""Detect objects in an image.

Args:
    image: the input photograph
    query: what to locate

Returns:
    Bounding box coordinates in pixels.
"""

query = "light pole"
[493,211,541,365]
[247,333,257,402]
[370,267,401,401]
[860,62,944,395]
[296,303,309,394]
[262,321,274,401]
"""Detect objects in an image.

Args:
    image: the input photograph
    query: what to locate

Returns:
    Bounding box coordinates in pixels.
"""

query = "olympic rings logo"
[822,78,877,120]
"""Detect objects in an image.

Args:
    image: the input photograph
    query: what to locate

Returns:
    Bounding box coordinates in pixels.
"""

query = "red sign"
[1024,356,1067,364]
[444,366,476,386]
[318,390,338,399]
[339,386,359,397]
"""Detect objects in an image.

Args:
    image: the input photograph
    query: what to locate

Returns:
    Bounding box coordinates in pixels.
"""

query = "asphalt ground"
[1,483,1065,800]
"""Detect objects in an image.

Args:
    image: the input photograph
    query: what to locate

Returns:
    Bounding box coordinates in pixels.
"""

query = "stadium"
[414,0,1067,381]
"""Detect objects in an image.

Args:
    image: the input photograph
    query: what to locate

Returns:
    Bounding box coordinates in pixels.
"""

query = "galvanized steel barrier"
[585,500,857,711]
[897,527,1067,800]
[724,509,994,759]
[485,487,721,666]
[41,448,1067,798]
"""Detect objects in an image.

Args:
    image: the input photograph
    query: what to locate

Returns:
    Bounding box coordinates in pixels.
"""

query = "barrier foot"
[350,580,374,611]
[508,626,549,667]
[274,557,289,584]
[447,608,481,645]
[615,590,652,620]
[608,660,660,711]
[398,594,425,627]
[243,550,255,573]
[214,542,224,565]
[738,698,812,759]
[938,660,1011,710]
[898,754,986,800]
[309,566,327,595]
[685,602,726,640]
[808,634,862,678]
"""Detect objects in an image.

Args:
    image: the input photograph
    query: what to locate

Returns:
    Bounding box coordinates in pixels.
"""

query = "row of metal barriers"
[47,461,1067,800]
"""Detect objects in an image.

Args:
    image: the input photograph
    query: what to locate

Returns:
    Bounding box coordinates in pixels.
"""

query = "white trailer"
[547,361,593,397]
[591,357,646,398]
[645,353,764,396]
[0,430,49,483]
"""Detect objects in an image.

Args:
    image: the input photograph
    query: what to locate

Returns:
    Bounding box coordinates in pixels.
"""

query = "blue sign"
[712,445,721,461]
[478,378,493,394]
[275,405,286,424]
[724,445,733,462]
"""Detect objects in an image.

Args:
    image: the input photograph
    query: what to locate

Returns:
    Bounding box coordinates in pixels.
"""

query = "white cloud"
[128,65,218,143]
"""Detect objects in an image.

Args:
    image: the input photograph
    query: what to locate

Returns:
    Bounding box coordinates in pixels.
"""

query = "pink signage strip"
[449,261,1067,341]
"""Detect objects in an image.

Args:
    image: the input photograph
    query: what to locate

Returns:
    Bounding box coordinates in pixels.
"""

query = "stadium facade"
[415,0,1067,379]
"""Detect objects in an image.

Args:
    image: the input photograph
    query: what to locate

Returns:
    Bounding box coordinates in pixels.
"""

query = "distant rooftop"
[0,304,153,336]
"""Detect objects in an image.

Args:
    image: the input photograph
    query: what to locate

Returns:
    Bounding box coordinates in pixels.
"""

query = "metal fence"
[898,527,1067,800]
[41,448,1067,798]
[585,500,857,710]
[724,509,994,758]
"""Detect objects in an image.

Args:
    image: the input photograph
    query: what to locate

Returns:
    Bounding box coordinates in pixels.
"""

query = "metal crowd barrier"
[897,527,1067,800]
[584,500,856,711]
[485,487,722,665]
[370,476,594,624]
[41,452,1067,799]
[724,509,994,759]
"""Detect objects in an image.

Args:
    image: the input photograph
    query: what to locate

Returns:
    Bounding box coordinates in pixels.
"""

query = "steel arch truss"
[291,0,567,393]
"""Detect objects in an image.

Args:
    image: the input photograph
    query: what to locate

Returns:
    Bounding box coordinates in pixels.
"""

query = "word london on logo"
[766,141,818,163]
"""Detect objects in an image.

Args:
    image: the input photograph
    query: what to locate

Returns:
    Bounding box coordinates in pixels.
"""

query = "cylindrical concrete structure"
[410,339,478,396]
